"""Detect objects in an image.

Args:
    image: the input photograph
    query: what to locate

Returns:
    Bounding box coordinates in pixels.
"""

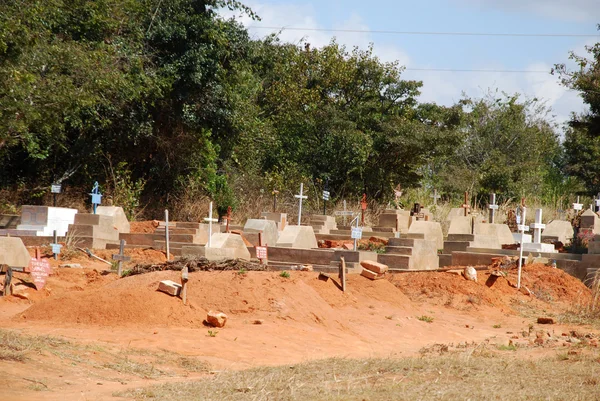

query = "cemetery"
[1,186,600,399]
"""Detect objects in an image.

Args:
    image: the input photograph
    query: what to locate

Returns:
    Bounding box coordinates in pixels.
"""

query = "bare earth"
[0,248,598,400]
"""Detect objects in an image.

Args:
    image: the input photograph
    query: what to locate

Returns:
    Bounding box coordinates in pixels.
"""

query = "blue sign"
[90,181,102,214]
[51,243,62,255]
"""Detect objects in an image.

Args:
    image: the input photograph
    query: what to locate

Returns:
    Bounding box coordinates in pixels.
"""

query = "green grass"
[279,271,290,278]
[417,315,434,323]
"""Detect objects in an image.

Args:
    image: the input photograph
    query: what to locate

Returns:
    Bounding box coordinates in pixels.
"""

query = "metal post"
[517,207,527,289]
[117,239,125,276]
[53,193,57,207]
[354,216,359,252]
[53,230,58,260]
[165,210,170,261]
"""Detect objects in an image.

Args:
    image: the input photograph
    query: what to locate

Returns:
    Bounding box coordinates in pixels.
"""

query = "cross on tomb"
[112,239,131,277]
[530,209,546,244]
[360,193,368,226]
[334,200,355,226]
[488,193,499,224]
[204,201,219,248]
[295,183,308,226]
[224,206,232,233]
[573,196,583,211]
[461,191,470,217]
[272,190,279,212]
[322,178,330,215]
[89,181,102,214]
[431,189,440,206]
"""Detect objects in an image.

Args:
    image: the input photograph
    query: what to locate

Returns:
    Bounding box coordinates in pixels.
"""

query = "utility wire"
[248,25,600,38]
[405,68,549,73]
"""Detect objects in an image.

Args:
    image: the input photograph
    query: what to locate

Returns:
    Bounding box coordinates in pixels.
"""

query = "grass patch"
[493,324,501,329]
[0,329,70,362]
[417,315,434,323]
[279,271,290,278]
[117,351,600,400]
[497,344,517,351]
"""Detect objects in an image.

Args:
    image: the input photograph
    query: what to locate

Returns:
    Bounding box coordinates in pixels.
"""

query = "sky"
[221,0,600,128]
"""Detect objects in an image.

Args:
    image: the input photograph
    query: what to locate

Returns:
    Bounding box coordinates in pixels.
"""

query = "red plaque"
[29,258,51,290]
[256,246,268,260]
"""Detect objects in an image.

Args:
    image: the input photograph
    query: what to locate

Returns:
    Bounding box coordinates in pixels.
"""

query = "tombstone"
[204,202,219,247]
[473,223,515,246]
[447,216,472,235]
[541,220,575,245]
[308,215,337,234]
[0,238,31,268]
[446,208,466,222]
[430,189,440,206]
[407,221,444,250]
[243,219,279,247]
[295,183,308,225]
[207,233,251,260]
[376,209,411,232]
[573,196,583,211]
[14,206,78,236]
[580,209,599,233]
[276,225,318,249]
[261,212,287,231]
[96,206,130,233]
[521,209,557,253]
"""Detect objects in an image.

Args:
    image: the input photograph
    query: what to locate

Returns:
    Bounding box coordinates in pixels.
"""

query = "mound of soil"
[16,270,413,328]
[129,221,158,233]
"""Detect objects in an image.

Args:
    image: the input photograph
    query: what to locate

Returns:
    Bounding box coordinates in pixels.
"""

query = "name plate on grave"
[256,246,268,260]
[322,191,330,201]
[29,258,51,290]
[51,244,62,254]
[351,227,363,239]
[51,184,62,194]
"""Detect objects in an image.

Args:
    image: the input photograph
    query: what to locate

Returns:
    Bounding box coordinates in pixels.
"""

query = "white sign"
[51,184,62,194]
[351,227,363,239]
[256,246,268,260]
[322,191,330,201]
[51,243,62,254]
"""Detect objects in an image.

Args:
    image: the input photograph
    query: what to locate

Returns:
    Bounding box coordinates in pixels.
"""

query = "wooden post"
[165,209,170,261]
[53,230,58,260]
[2,265,12,296]
[181,265,189,305]
[339,256,346,292]
[225,206,232,233]
[462,192,470,217]
[360,193,368,226]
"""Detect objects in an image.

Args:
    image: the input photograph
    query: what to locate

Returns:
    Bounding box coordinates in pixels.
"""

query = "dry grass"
[118,348,600,401]
[560,270,600,327]
[0,328,70,362]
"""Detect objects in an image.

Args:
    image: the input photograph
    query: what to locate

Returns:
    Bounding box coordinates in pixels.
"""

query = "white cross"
[517,206,527,289]
[530,208,546,244]
[488,193,499,224]
[335,199,354,226]
[573,196,583,211]
[431,189,440,205]
[295,183,308,225]
[203,201,218,247]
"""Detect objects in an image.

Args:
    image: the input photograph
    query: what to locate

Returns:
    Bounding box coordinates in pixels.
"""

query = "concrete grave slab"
[580,209,598,232]
[276,225,318,249]
[16,206,78,236]
[447,216,472,235]
[407,221,443,250]
[96,206,130,233]
[243,219,279,246]
[261,212,287,231]
[0,237,31,268]
[542,220,574,245]
[473,223,515,246]
[209,233,252,260]
[446,208,467,221]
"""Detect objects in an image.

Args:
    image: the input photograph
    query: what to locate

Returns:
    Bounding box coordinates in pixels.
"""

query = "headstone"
[360,193,368,225]
[447,216,472,235]
[295,183,308,225]
[580,209,599,232]
[573,196,583,211]
[0,238,31,268]
[204,202,219,247]
[461,192,471,216]
[112,239,131,276]
[521,209,557,253]
[431,189,440,206]
[276,225,318,249]
[261,212,287,231]
[96,206,130,233]
[29,258,51,290]
[334,200,354,226]
[407,221,444,250]
[446,208,466,222]
[208,233,252,260]
[541,220,575,245]
[14,206,78,236]
[89,181,102,214]
[243,219,278,247]
[473,223,515,246]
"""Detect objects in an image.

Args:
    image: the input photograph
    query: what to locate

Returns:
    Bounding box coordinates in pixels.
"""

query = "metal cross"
[335,200,354,226]
[295,183,308,225]
[431,189,440,206]
[204,202,219,247]
[90,181,102,214]
[360,193,368,226]
[488,193,499,224]
[112,239,131,276]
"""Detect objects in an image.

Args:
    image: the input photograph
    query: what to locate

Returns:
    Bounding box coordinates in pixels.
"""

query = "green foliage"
[417,315,434,323]
[279,271,290,279]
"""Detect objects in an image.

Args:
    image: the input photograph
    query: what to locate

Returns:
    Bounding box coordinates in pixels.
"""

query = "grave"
[243,219,279,246]
[541,220,575,245]
[96,206,130,233]
[406,221,443,250]
[67,213,120,249]
[581,235,600,284]
[447,216,472,235]
[0,214,19,229]
[446,208,466,221]
[374,209,411,233]
[0,237,31,268]
[260,212,287,231]
[473,223,514,246]
[0,206,79,237]
[185,233,251,261]
[521,209,557,253]
[308,215,337,234]
[378,236,439,270]
[276,225,318,249]
[580,209,599,233]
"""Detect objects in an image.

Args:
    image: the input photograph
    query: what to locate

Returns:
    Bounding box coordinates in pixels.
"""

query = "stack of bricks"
[360,260,389,280]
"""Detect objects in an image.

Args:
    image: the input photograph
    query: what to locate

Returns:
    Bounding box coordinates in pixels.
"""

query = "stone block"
[208,233,252,260]
[261,212,288,231]
[17,206,78,236]
[181,245,237,261]
[276,225,318,249]
[207,311,228,328]
[513,233,532,244]
[408,221,443,250]
[243,219,279,247]
[158,280,181,296]
[446,208,467,221]
[96,206,130,233]
[361,268,385,280]
[0,237,31,268]
[360,260,389,273]
[521,243,557,253]
[473,223,515,246]
[409,238,439,270]
[541,220,574,245]
[448,216,472,235]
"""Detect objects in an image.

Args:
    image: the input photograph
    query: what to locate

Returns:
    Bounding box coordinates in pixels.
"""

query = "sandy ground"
[0,249,597,400]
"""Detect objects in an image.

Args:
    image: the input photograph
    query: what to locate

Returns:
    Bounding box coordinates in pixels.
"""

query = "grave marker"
[573,196,583,211]
[431,189,440,206]
[517,206,527,289]
[360,193,368,225]
[461,191,470,217]
[29,257,51,290]
[339,256,347,292]
[164,209,170,261]
[181,265,189,305]
[322,178,330,215]
[334,200,354,226]
[50,230,61,260]
[112,239,131,277]
[51,183,61,207]
[272,190,279,212]
[295,183,308,226]
[89,181,102,214]
[488,193,499,224]
[224,206,232,233]
[204,202,219,248]
[595,193,600,213]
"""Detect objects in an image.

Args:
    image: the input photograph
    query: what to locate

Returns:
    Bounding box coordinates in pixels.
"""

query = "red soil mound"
[16,271,414,328]
[129,221,157,233]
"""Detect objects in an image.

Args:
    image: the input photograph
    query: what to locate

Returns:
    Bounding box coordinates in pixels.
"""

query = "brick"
[361,268,385,280]
[360,260,389,274]
[207,311,228,328]
[158,280,182,297]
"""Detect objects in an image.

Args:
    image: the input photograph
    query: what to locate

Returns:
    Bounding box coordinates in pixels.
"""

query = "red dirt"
[129,220,158,233]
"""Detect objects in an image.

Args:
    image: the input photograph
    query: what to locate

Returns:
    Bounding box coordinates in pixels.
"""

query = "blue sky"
[223,0,600,126]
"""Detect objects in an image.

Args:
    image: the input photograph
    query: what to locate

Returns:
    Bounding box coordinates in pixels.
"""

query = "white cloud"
[222,1,588,126]
[455,0,600,21]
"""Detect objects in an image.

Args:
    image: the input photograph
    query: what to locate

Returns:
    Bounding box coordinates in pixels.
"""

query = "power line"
[248,25,600,38]
[405,68,549,73]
